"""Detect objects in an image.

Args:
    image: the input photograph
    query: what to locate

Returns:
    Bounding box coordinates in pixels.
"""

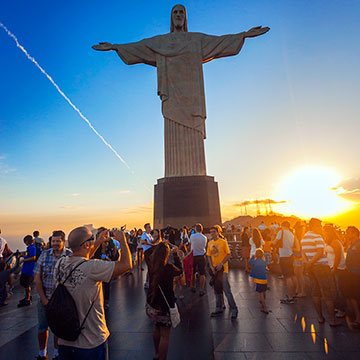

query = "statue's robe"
[114,32,246,176]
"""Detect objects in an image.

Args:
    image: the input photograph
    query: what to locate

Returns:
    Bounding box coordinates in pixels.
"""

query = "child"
[0,251,21,306]
[248,248,269,314]
[18,235,37,307]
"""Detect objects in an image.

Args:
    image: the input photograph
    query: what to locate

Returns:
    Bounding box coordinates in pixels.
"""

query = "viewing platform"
[0,268,359,359]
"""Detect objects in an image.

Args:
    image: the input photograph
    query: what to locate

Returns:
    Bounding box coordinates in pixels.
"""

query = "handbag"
[158,285,180,328]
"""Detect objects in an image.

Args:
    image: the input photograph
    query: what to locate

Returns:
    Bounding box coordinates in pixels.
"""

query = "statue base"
[153,176,222,229]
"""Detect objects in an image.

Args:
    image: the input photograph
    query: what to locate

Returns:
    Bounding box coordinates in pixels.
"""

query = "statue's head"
[170,4,188,32]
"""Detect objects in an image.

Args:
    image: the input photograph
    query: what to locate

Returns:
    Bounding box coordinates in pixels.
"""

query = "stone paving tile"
[211,318,287,333]
[265,332,338,353]
[213,333,273,352]
[244,352,310,360]
[214,352,247,359]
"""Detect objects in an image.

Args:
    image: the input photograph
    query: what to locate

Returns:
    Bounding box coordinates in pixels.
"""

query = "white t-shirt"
[276,229,294,257]
[249,237,264,258]
[141,232,153,252]
[325,243,346,270]
[258,223,267,231]
[54,256,115,349]
[189,233,207,256]
[0,236,7,258]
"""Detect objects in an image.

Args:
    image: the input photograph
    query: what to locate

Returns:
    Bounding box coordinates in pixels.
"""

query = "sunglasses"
[79,235,95,247]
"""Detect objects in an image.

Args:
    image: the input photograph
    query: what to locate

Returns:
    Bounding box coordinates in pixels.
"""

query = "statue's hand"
[245,26,270,38]
[92,42,114,51]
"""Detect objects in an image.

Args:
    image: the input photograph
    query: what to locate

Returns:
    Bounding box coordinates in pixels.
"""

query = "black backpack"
[46,259,97,341]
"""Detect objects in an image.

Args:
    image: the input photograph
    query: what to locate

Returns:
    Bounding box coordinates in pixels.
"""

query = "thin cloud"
[60,205,84,210]
[234,198,288,207]
[121,203,152,215]
[332,177,360,202]
[71,193,80,197]
[0,155,17,176]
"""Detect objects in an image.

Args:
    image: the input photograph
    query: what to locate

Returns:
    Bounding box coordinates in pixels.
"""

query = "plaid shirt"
[34,247,72,299]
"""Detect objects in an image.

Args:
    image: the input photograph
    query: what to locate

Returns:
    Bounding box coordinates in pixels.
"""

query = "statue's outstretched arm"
[244,26,270,39]
[92,42,114,51]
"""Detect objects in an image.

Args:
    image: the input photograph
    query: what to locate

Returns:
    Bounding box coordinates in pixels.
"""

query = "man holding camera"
[54,226,132,360]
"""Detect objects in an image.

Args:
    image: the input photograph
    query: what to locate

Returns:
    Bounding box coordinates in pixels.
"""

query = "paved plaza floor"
[0,268,359,359]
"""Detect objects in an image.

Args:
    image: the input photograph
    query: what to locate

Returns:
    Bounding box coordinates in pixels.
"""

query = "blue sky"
[1,0,360,246]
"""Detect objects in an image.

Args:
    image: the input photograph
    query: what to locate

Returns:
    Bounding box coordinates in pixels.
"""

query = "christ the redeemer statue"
[93,4,269,177]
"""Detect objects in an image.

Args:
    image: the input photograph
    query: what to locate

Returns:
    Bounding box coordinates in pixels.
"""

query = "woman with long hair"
[249,228,264,258]
[146,242,182,360]
[241,227,251,273]
[136,228,144,270]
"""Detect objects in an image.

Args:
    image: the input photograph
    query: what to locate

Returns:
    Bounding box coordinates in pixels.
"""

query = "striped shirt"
[301,231,328,265]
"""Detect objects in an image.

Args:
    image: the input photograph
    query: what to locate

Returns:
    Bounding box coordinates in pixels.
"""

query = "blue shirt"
[22,244,37,276]
[248,256,267,284]
[141,232,153,252]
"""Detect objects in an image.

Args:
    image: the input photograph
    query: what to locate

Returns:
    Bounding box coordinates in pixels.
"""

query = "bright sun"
[275,165,350,219]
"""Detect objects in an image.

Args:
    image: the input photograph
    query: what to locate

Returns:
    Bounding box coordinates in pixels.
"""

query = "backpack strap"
[62,259,87,285]
[158,285,171,309]
[79,287,101,329]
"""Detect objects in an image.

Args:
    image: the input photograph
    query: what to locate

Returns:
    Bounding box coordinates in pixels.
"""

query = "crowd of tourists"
[0,217,359,360]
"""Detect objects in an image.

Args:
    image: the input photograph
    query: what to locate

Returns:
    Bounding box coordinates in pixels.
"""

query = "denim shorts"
[37,301,49,333]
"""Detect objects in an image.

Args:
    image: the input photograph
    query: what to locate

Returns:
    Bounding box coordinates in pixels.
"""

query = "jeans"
[215,273,237,311]
[59,342,106,360]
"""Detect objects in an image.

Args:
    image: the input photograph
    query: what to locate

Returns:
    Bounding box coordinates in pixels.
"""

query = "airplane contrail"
[0,22,136,175]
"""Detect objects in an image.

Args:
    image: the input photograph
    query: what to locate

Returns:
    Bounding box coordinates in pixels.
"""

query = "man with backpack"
[52,226,132,359]
[34,230,71,360]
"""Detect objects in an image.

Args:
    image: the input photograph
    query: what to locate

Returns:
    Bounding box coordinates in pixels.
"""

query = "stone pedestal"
[153,176,222,229]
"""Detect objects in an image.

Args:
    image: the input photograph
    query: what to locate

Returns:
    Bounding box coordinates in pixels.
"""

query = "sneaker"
[231,309,238,319]
[199,291,205,297]
[18,299,31,308]
[210,310,223,317]
[144,282,149,289]
[36,355,48,360]
[280,296,295,304]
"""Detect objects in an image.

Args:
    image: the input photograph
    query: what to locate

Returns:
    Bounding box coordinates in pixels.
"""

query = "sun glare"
[276,165,350,219]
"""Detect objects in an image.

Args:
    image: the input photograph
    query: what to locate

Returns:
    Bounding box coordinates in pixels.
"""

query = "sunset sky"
[1,0,360,248]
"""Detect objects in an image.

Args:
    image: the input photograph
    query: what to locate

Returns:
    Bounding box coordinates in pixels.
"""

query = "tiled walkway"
[0,269,359,359]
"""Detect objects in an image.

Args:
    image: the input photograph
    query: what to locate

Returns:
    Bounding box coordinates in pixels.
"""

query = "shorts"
[307,264,337,301]
[37,301,49,333]
[145,303,171,327]
[255,283,267,293]
[192,255,206,276]
[242,246,250,259]
[20,273,34,288]
[279,257,294,277]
